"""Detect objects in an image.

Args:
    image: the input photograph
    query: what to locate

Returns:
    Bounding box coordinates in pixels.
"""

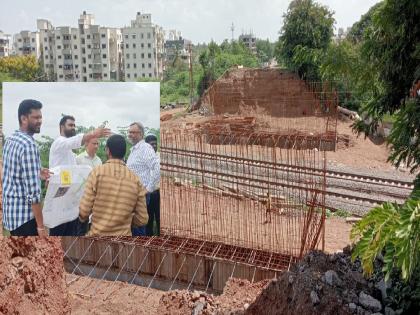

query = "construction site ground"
[161,107,408,174]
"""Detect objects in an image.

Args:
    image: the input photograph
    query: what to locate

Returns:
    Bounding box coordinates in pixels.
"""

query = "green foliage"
[351,192,420,281]
[277,0,334,80]
[198,40,258,95]
[256,39,276,64]
[0,55,42,81]
[387,98,420,173]
[346,2,384,44]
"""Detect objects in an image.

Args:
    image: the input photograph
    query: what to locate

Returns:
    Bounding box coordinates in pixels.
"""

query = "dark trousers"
[146,190,160,236]
[49,218,79,236]
[10,218,38,236]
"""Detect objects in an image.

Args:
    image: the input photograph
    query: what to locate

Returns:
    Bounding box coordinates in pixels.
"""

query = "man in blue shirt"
[2,99,50,236]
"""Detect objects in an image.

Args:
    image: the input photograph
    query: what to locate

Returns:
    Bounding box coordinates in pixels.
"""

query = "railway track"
[162,147,414,213]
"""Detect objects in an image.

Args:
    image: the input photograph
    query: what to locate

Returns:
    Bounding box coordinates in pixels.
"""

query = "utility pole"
[231,23,235,42]
[188,43,194,111]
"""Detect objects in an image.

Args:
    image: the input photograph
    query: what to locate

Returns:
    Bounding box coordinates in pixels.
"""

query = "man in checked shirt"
[126,122,160,236]
[2,99,51,236]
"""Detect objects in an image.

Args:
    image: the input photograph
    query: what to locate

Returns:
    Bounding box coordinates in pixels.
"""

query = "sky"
[2,82,160,139]
[0,0,381,43]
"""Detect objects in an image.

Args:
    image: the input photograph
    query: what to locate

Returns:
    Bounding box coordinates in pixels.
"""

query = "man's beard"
[64,129,76,137]
[28,122,41,134]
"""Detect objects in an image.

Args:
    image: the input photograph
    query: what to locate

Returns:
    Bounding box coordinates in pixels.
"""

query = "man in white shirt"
[126,122,160,236]
[76,137,102,169]
[48,115,111,236]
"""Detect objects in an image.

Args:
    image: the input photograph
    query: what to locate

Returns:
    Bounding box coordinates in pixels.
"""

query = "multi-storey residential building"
[0,31,12,57]
[37,12,122,82]
[13,30,41,58]
[164,30,191,65]
[239,33,257,54]
[122,12,165,81]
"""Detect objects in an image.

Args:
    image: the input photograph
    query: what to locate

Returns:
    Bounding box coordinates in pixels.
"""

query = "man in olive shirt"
[79,134,148,235]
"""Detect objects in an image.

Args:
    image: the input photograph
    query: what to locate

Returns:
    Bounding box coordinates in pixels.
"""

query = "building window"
[132,34,136,39]
[127,73,130,78]
[73,35,77,39]
[82,57,86,64]
[74,55,78,59]
[87,44,91,49]
[74,45,77,49]
[141,53,144,58]
[81,38,85,44]
[148,53,151,58]
[134,73,137,78]
[133,53,136,59]
[89,64,92,68]
[125,34,128,39]
[133,63,137,68]
[59,65,63,69]
[126,63,130,68]
[75,64,79,69]
[147,33,151,39]
[141,43,144,48]
[141,33,144,39]
[149,73,152,77]
[87,35,90,39]
[142,73,145,77]
[59,74,63,78]
[103,64,107,67]
[58,55,62,59]
[82,48,86,53]
[101,33,106,38]
[102,44,106,49]
[88,54,91,59]
[142,63,145,68]
[148,43,151,48]
[125,43,129,48]
[126,53,129,59]
[102,54,107,58]
[148,63,151,68]
[45,55,48,59]
[56,36,60,40]
[45,46,48,50]
[89,74,92,78]
[104,73,108,77]
[57,45,62,49]
[44,38,47,42]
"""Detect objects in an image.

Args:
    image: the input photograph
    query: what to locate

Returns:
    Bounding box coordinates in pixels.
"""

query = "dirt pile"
[158,278,270,315]
[245,247,385,315]
[0,237,70,314]
[158,248,394,315]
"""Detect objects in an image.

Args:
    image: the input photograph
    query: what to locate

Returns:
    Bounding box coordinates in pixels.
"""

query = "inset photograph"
[2,82,160,236]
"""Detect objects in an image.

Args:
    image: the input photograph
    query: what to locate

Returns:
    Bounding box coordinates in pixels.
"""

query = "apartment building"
[37,12,122,82]
[239,33,257,54]
[122,12,165,81]
[13,30,41,58]
[164,30,191,65]
[0,31,12,57]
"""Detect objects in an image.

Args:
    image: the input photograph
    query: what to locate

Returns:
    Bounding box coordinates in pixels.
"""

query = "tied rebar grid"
[160,129,327,259]
[63,236,292,298]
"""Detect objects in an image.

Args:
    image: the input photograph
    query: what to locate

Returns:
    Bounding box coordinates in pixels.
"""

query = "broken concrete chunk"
[359,291,382,312]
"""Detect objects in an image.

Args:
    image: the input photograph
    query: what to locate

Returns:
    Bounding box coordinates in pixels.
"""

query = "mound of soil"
[245,248,383,315]
[0,237,70,314]
[158,248,390,315]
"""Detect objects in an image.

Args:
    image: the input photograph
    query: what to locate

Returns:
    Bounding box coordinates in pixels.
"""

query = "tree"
[256,39,275,64]
[277,0,335,80]
[0,55,42,81]
[346,2,384,44]
[197,40,258,95]
[352,0,420,173]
